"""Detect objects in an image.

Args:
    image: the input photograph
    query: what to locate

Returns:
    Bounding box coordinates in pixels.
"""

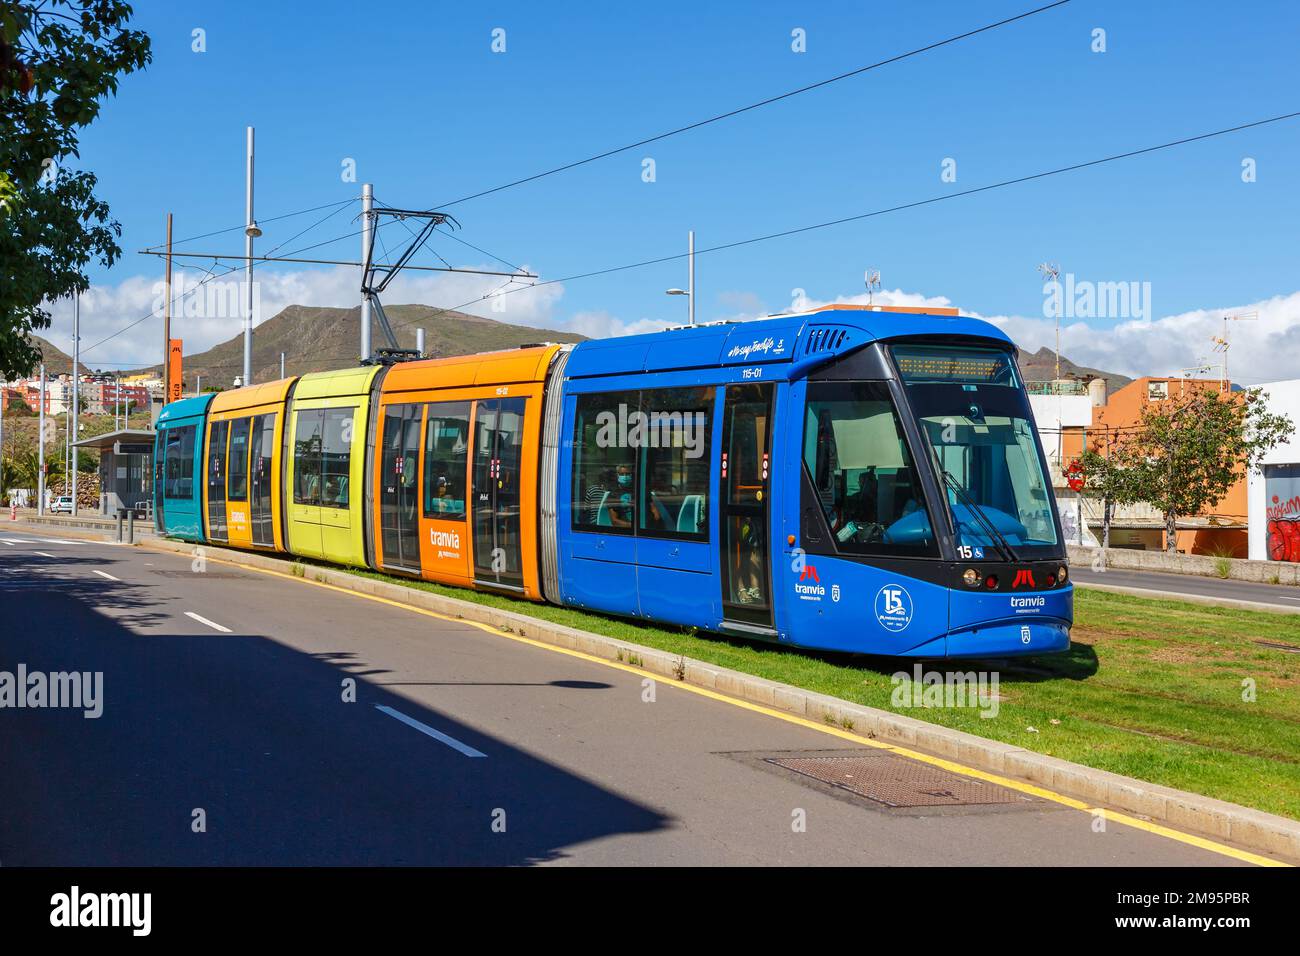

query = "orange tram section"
[182,345,563,600]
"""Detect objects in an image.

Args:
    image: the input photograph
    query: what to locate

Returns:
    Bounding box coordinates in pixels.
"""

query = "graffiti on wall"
[1265,465,1300,563]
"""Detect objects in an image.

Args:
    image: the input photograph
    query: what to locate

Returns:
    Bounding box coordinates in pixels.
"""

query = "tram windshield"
[892,344,1060,556]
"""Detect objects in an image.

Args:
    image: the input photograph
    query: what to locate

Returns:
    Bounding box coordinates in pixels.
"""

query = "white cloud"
[40,263,567,369]
[778,286,1300,386]
[40,266,1300,387]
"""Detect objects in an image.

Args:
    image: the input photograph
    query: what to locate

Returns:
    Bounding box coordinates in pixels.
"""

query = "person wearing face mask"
[608,462,634,527]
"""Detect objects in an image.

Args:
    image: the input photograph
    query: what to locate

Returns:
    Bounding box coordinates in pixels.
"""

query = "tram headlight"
[962,568,981,588]
[1057,565,1068,585]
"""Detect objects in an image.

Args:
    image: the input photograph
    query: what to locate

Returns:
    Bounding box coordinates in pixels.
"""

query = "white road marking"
[374,704,487,758]
[91,569,119,581]
[33,551,55,558]
[184,611,232,633]
[0,538,34,545]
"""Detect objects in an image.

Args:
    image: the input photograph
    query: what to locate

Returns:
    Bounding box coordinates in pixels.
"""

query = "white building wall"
[1247,378,1300,560]
[1027,394,1094,468]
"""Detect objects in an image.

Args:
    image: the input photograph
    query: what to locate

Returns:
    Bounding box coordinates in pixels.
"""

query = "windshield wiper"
[919,428,1020,563]
[937,468,1020,564]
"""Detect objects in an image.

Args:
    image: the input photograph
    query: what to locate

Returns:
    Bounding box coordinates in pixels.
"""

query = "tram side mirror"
[967,403,984,421]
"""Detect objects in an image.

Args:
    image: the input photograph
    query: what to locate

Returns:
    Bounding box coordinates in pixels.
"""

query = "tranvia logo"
[726,336,786,360]
[1012,569,1036,589]
[874,584,914,632]
[794,563,825,601]
[430,528,462,559]
[1011,596,1046,613]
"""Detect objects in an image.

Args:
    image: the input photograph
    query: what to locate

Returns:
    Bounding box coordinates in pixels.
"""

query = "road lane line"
[91,569,119,581]
[33,551,55,558]
[185,611,232,633]
[374,704,487,758]
[165,546,1291,867]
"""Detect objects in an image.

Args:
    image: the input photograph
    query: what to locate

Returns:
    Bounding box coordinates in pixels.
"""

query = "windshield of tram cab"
[891,343,1061,555]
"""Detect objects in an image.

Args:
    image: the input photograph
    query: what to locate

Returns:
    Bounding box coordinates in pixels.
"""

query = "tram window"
[803,381,938,557]
[320,408,354,509]
[638,387,711,540]
[163,425,195,499]
[572,391,637,533]
[293,409,324,506]
[227,417,250,501]
[424,401,470,521]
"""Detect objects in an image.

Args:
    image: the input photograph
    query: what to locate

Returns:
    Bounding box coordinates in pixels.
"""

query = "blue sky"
[52,0,1300,381]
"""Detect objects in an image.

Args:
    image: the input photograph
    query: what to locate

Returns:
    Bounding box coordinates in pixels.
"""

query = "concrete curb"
[1074,579,1300,616]
[22,520,1300,864]
[1069,543,1300,587]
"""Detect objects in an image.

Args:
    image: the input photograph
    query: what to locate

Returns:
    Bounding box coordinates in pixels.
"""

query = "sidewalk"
[11,510,156,540]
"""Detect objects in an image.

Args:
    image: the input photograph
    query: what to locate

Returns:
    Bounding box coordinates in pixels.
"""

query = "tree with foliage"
[1078,435,1142,550]
[1,1,151,379]
[1097,387,1293,554]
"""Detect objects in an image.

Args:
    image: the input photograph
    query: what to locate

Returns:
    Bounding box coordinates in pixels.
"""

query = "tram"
[155,304,1072,657]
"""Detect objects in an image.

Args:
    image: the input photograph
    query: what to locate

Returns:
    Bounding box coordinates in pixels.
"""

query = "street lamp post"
[664,230,695,325]
[243,126,261,387]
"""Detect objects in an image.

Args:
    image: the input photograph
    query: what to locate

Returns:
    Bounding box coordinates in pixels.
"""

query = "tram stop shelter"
[73,428,155,516]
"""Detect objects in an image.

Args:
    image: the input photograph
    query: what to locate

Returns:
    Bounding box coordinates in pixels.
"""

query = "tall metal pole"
[360,183,373,362]
[243,126,256,386]
[37,365,46,515]
[416,328,425,357]
[280,352,285,379]
[72,292,79,516]
[163,212,173,402]
[688,230,695,326]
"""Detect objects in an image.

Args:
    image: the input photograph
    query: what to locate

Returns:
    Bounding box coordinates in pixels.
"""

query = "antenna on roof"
[864,268,881,306]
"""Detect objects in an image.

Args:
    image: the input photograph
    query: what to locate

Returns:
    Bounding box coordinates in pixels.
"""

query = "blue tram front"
[551,304,1072,658]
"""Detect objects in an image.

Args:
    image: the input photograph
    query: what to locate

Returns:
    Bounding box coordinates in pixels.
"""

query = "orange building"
[1089,377,1248,556]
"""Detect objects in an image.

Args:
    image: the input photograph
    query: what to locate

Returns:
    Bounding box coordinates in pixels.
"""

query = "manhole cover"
[765,754,1032,808]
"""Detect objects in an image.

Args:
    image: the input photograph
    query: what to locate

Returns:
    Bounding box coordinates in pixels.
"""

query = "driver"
[844,468,879,525]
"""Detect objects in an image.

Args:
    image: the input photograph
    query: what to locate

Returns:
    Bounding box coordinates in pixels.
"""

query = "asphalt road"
[0,527,1268,866]
[1072,563,1300,612]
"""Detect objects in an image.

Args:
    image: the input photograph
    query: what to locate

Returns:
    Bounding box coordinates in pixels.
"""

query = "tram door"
[720,383,774,629]
[471,397,526,590]
[207,420,229,544]
[249,413,277,546]
[380,403,423,572]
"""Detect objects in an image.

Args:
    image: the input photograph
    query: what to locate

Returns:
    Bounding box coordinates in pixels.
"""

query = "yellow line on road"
[164,544,1290,868]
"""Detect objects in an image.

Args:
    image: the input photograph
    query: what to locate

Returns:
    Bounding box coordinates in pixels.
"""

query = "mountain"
[128,304,587,388]
[26,335,75,376]
[1015,346,1131,392]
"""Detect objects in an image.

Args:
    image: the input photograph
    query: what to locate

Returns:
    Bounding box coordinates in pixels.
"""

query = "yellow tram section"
[374,346,560,599]
[204,378,295,551]
[282,365,383,567]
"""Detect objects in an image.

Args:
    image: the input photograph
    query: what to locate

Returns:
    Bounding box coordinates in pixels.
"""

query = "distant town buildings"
[0,372,161,415]
[1028,375,1253,556]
